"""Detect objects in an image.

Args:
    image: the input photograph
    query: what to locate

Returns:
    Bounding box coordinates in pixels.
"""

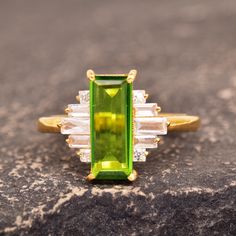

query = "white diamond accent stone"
[79,149,91,162]
[134,149,147,162]
[133,90,146,104]
[135,103,158,117]
[67,135,90,148]
[134,117,168,135]
[134,135,158,148]
[67,104,89,117]
[79,90,90,104]
[61,117,90,134]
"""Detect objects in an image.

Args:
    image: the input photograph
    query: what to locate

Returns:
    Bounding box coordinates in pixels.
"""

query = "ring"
[38,69,200,181]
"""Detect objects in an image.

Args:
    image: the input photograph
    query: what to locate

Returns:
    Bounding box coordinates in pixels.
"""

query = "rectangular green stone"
[90,74,133,180]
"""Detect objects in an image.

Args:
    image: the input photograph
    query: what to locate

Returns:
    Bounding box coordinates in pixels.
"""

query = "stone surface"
[0,0,236,235]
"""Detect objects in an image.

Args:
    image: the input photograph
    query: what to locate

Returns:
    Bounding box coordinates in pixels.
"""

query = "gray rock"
[0,0,236,235]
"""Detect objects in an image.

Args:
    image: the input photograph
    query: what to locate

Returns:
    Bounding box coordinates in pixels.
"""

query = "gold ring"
[38,69,200,181]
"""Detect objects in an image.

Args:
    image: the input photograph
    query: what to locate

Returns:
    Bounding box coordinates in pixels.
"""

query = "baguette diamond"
[67,135,90,148]
[135,103,158,117]
[134,135,158,148]
[134,117,168,135]
[67,104,89,117]
[61,117,90,134]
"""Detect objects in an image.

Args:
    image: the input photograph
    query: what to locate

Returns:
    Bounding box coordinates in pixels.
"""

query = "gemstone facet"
[90,75,133,180]
[67,104,90,117]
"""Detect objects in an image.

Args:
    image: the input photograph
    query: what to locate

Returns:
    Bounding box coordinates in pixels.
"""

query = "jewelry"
[38,70,200,181]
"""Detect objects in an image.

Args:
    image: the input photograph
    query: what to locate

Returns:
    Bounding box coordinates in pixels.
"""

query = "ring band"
[38,114,200,133]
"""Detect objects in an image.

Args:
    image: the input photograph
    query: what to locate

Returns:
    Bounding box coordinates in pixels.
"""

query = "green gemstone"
[90,74,133,180]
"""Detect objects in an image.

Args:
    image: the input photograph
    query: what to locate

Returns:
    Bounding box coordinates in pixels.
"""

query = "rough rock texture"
[0,0,236,235]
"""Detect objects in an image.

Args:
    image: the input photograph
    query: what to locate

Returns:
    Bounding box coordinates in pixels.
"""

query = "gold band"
[37,114,200,133]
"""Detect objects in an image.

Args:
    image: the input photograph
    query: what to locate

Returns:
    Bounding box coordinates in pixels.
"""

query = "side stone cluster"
[61,90,168,162]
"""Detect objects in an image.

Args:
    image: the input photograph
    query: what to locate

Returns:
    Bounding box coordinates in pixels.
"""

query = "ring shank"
[37,114,200,133]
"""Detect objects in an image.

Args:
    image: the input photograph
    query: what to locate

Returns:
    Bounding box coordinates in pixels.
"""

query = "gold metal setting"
[76,150,81,157]
[155,137,161,143]
[76,95,80,102]
[127,170,138,182]
[64,107,72,114]
[156,106,161,112]
[86,173,96,181]
[87,69,95,81]
[127,69,137,83]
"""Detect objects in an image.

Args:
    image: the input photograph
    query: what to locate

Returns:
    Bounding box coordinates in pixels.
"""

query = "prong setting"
[127,170,138,181]
[86,172,96,181]
[155,137,161,143]
[57,122,62,128]
[87,69,95,81]
[127,69,137,83]
[76,95,80,102]
[64,107,72,114]
[156,106,161,112]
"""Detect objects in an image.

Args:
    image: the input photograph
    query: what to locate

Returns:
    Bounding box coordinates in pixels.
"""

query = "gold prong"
[87,69,95,81]
[155,137,161,143]
[86,172,96,181]
[64,107,72,114]
[167,121,171,127]
[66,138,71,144]
[76,150,81,157]
[57,122,62,128]
[145,151,149,156]
[127,69,137,83]
[127,169,138,181]
[156,106,161,112]
[133,107,137,116]
[76,95,80,102]
[144,94,149,99]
